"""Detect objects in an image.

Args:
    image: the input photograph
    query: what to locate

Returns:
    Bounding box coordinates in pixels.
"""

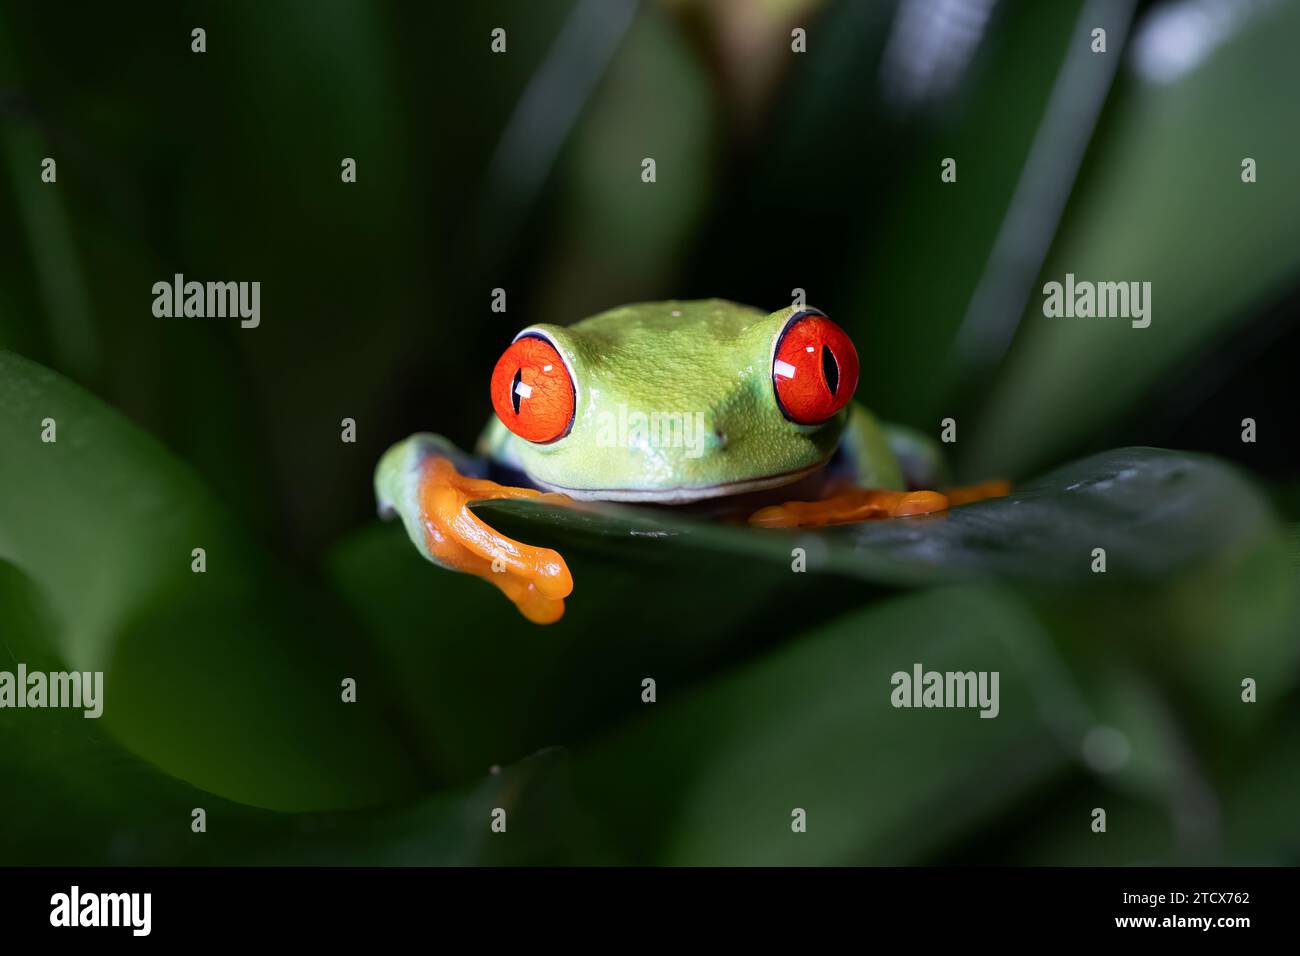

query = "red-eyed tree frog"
[376,301,1006,623]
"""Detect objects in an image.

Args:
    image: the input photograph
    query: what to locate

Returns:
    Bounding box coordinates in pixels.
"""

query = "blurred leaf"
[979,779,1185,865]
[225,748,596,866]
[660,0,828,133]
[479,0,640,259]
[841,0,1127,432]
[1216,702,1300,864]
[0,558,238,865]
[677,0,896,309]
[0,563,569,865]
[328,517,875,783]
[564,585,1084,864]
[989,694,1300,865]
[531,1,717,325]
[0,15,99,381]
[968,0,1300,477]
[0,351,420,810]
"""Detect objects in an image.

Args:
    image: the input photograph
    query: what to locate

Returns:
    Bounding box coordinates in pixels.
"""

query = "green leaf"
[0,351,420,810]
[223,748,594,866]
[0,555,568,865]
[837,0,1108,429]
[526,0,716,326]
[968,1,1300,477]
[0,549,569,864]
[564,586,1085,864]
[328,517,874,783]
[474,446,1281,591]
[1216,703,1300,865]
[989,696,1300,865]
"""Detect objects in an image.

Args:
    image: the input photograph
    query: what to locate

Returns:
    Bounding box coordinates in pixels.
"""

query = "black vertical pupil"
[821,345,839,396]
[511,368,523,414]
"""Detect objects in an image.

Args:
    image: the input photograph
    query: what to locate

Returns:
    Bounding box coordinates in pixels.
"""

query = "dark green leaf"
[474,446,1281,590]
[0,351,420,810]
[564,586,1083,864]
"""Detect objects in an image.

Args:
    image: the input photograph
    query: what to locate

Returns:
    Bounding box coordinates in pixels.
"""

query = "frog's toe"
[892,490,949,516]
[495,574,568,625]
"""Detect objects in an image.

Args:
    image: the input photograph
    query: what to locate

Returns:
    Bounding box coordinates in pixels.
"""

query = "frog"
[375,300,1006,623]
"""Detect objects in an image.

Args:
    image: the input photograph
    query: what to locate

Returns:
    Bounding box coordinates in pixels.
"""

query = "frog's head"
[488,299,859,503]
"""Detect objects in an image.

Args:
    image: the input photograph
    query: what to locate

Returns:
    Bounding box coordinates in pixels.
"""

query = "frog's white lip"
[530,462,825,504]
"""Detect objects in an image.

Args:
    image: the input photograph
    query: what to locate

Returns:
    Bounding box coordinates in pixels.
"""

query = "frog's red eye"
[491,334,575,443]
[772,311,858,425]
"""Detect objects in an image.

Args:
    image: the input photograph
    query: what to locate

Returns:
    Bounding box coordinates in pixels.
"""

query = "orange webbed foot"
[748,487,950,529]
[418,457,573,624]
[747,478,1010,529]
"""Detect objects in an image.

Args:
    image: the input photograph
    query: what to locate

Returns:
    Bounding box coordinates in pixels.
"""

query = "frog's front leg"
[747,404,1007,529]
[749,487,951,527]
[375,433,573,624]
[749,477,1012,528]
